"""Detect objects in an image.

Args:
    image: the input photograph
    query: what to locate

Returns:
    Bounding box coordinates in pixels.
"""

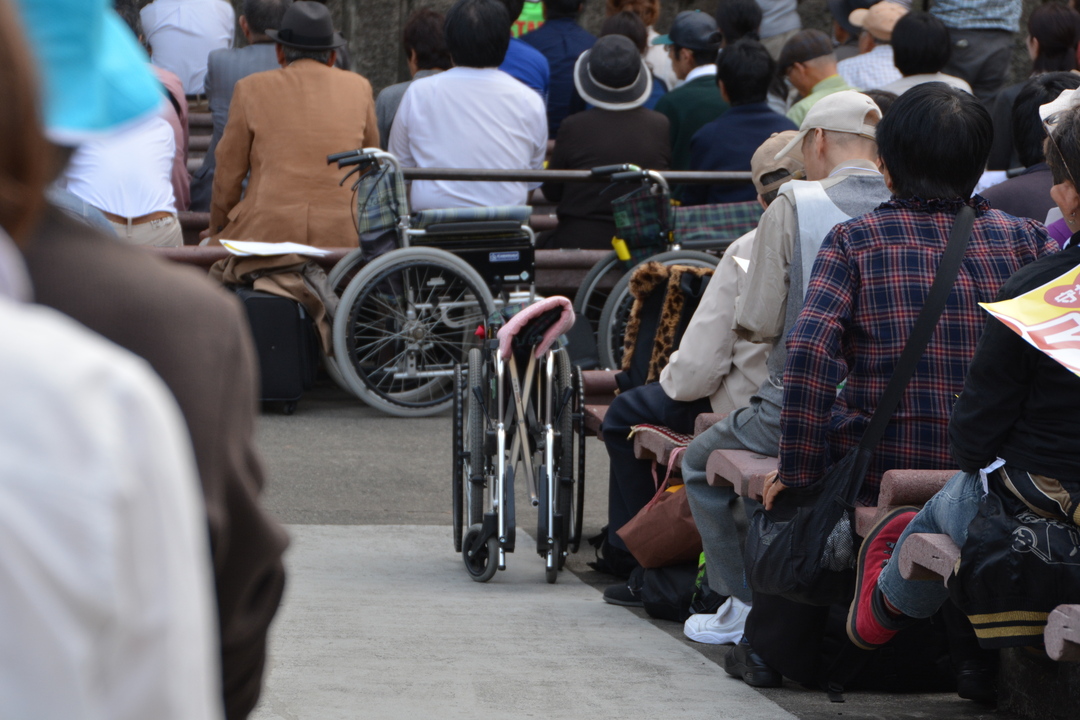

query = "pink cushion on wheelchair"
[497,296,576,360]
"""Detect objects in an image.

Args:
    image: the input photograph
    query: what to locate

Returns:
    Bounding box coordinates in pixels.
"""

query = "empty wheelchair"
[452,296,586,583]
[325,148,537,417]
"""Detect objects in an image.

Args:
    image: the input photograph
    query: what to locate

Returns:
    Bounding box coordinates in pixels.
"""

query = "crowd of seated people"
[10,0,1080,712]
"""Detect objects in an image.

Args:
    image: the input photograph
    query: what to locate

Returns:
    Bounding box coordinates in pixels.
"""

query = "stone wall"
[218,0,1043,94]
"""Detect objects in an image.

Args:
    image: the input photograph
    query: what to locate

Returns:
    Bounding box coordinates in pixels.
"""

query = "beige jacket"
[734,159,882,344]
[211,59,380,247]
[659,230,770,413]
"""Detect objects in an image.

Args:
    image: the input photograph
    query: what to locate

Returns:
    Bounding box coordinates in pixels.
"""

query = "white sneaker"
[683,597,751,645]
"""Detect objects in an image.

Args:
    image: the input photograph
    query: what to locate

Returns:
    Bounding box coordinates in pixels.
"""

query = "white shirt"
[645,27,680,91]
[62,115,177,217]
[389,67,548,211]
[837,44,902,91]
[0,232,221,720]
[882,72,974,96]
[142,0,235,95]
[684,64,717,84]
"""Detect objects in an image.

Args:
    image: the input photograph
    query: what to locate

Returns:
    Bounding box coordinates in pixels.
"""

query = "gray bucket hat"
[574,35,653,111]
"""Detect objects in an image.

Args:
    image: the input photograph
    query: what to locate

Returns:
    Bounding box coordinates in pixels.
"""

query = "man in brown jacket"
[210,1,379,247]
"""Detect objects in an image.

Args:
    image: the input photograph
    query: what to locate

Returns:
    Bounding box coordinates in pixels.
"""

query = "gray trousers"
[682,393,781,603]
[943,27,1014,103]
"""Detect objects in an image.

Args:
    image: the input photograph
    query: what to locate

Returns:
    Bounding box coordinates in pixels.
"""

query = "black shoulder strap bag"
[743,204,977,607]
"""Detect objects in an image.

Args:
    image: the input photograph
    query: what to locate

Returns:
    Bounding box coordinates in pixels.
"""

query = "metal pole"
[400,167,753,185]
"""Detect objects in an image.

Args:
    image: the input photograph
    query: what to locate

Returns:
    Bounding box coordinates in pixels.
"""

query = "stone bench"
[897,532,961,586]
[1045,605,1080,662]
[705,448,777,502]
[854,469,955,537]
[580,370,617,441]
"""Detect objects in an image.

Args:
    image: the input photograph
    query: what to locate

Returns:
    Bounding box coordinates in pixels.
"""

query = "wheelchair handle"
[590,164,639,177]
[337,153,377,168]
[610,170,649,183]
[327,150,363,164]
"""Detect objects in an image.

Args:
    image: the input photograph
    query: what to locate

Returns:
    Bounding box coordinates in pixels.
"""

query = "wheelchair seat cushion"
[497,296,575,360]
[411,205,532,229]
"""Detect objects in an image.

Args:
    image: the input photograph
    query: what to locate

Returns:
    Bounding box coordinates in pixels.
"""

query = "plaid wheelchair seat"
[355,163,409,235]
[412,205,532,229]
[673,200,763,248]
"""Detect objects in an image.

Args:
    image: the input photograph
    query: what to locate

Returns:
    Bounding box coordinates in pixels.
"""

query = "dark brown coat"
[24,205,288,720]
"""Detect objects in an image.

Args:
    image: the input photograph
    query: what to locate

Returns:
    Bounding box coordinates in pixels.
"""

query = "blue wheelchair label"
[489,251,520,263]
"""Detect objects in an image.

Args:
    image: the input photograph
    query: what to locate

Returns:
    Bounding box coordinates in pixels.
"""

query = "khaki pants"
[108,213,183,247]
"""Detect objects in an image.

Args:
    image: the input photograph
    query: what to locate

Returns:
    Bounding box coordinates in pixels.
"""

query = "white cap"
[775,90,882,160]
[1040,87,1080,136]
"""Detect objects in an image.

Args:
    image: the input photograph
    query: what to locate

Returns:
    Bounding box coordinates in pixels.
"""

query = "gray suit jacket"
[190,43,279,210]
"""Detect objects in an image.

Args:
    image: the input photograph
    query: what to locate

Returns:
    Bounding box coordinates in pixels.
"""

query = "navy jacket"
[520,17,595,138]
[683,101,797,206]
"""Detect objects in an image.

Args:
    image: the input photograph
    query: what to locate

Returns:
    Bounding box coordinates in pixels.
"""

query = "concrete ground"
[250,382,1019,719]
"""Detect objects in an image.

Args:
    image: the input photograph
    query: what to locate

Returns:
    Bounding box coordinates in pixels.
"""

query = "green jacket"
[654,74,729,171]
[787,74,851,127]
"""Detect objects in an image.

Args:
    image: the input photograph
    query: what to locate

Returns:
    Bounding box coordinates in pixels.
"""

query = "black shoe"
[587,533,639,579]
[955,660,997,704]
[724,637,782,688]
[603,581,643,607]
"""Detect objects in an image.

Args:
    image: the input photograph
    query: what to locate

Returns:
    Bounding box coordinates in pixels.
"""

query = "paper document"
[979,261,1080,378]
[220,240,333,257]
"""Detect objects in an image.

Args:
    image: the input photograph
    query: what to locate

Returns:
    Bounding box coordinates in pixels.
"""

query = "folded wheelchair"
[452,296,586,583]
[325,148,537,417]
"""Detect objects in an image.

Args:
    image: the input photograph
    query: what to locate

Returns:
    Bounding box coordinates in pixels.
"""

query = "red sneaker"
[847,506,917,650]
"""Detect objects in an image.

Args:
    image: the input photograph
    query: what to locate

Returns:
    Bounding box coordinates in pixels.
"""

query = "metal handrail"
[399,167,753,185]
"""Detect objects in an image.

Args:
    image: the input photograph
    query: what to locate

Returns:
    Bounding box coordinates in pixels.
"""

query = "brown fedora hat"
[267,1,346,50]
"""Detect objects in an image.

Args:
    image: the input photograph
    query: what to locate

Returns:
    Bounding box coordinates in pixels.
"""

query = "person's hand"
[199,227,212,241]
[762,469,785,511]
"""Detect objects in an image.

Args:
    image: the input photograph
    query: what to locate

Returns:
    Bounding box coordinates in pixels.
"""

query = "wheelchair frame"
[325,148,539,417]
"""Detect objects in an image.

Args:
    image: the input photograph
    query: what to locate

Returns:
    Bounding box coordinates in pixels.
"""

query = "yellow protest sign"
[980,262,1080,378]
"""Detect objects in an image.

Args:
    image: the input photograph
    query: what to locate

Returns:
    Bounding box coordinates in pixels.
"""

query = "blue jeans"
[878,470,984,618]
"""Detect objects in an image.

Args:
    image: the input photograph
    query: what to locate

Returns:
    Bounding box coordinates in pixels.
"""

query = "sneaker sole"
[603,595,644,608]
[846,505,918,651]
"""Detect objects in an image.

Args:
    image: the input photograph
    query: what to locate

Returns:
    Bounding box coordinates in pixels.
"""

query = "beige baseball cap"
[848,1,908,43]
[774,90,881,161]
[752,131,805,194]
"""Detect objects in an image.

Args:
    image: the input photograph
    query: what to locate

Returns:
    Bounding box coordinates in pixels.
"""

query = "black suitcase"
[234,287,318,413]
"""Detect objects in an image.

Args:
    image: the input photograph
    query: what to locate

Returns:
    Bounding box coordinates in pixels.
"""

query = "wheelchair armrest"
[422,221,525,236]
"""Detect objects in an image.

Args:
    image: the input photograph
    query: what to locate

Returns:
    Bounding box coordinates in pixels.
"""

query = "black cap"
[651,10,721,51]
[267,1,346,50]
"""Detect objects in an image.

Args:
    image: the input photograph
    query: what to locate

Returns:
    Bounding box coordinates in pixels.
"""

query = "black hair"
[404,9,452,70]
[545,0,584,20]
[114,0,143,40]
[283,47,333,64]
[601,10,647,53]
[878,83,992,199]
[715,0,761,46]
[1030,3,1080,73]
[672,43,716,67]
[777,28,835,76]
[716,38,774,105]
[242,0,292,36]
[862,89,898,117]
[759,168,791,205]
[445,0,511,68]
[498,0,526,30]
[1045,106,1080,185]
[1013,72,1080,168]
[892,12,951,76]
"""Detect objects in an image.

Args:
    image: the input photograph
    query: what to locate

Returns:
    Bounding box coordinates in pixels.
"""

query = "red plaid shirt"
[778,196,1056,504]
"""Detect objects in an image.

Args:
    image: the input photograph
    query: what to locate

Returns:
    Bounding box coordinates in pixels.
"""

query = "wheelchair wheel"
[327,247,366,294]
[597,250,719,371]
[571,365,586,553]
[333,247,496,417]
[465,348,486,527]
[571,251,621,349]
[463,523,498,583]
[554,349,575,570]
[545,536,560,584]
[452,363,465,552]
